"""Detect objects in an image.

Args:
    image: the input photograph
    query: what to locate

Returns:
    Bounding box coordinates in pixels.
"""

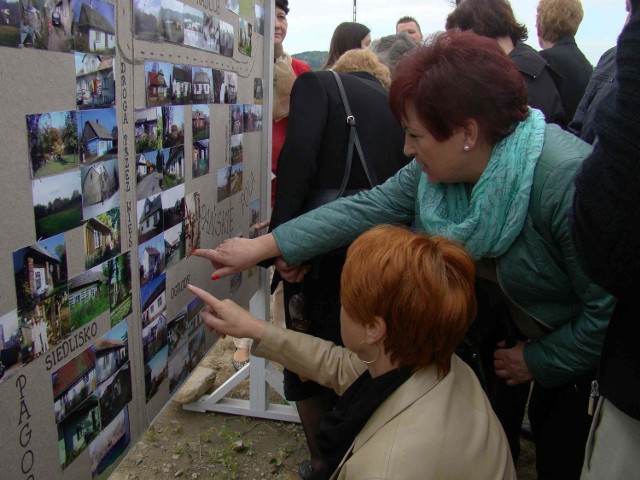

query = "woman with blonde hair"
[189,225,515,480]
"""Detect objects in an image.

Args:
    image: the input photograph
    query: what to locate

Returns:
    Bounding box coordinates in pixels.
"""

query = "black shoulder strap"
[330,71,379,195]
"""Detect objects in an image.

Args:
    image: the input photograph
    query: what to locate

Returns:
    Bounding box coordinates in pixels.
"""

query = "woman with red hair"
[189,225,515,479]
[196,30,615,479]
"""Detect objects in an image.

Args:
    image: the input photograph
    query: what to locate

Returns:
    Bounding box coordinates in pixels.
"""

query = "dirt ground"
[111,337,537,480]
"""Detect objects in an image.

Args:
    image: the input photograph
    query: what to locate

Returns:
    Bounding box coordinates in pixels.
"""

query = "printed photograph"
[20,0,73,51]
[94,319,132,427]
[77,108,118,165]
[230,133,243,164]
[230,162,243,195]
[140,271,165,329]
[136,148,165,200]
[245,104,263,132]
[137,193,163,244]
[216,165,231,202]
[145,344,168,402]
[0,310,25,384]
[27,110,78,179]
[192,139,209,179]
[169,324,205,393]
[32,170,83,239]
[144,62,172,107]
[202,14,220,53]
[184,191,201,254]
[254,3,264,36]
[81,158,120,220]
[182,4,203,49]
[138,232,165,286]
[219,19,234,58]
[167,299,195,357]
[238,0,253,17]
[161,183,185,231]
[192,104,210,141]
[221,70,237,103]
[1,0,20,47]
[238,17,251,56]
[224,0,238,15]
[75,53,115,109]
[211,68,223,104]
[163,221,184,269]
[72,0,115,54]
[162,105,185,148]
[58,391,101,470]
[142,311,167,365]
[249,197,260,239]
[170,64,192,105]
[163,146,185,189]
[230,104,243,135]
[69,262,109,329]
[83,207,121,270]
[107,252,132,326]
[253,78,263,104]
[89,406,131,479]
[135,106,163,153]
[133,0,161,41]
[186,295,204,331]
[191,66,212,103]
[159,0,183,43]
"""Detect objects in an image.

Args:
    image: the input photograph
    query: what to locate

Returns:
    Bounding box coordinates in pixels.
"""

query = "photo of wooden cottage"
[73,0,116,54]
[146,69,168,105]
[138,194,162,242]
[75,53,115,109]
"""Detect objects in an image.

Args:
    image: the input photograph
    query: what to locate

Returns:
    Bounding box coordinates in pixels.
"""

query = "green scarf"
[417,109,546,260]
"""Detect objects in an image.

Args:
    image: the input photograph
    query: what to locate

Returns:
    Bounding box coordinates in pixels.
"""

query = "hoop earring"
[357,341,380,365]
[463,144,470,152]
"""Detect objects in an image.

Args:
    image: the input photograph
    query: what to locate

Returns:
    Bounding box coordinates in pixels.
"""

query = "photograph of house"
[191,67,212,103]
[192,139,209,179]
[230,133,243,165]
[231,104,243,135]
[167,305,186,357]
[202,14,220,53]
[162,105,185,148]
[75,52,115,109]
[137,193,163,244]
[68,263,109,329]
[238,17,251,56]
[94,342,131,427]
[253,78,263,105]
[142,312,167,364]
[144,61,171,107]
[182,4,203,49]
[0,0,20,47]
[159,0,183,44]
[57,393,100,470]
[72,0,115,54]
[211,68,223,104]
[219,21,234,58]
[135,105,163,153]
[171,64,192,105]
[20,0,73,51]
[163,145,184,189]
[222,69,237,103]
[27,110,78,178]
[169,325,205,393]
[138,233,165,286]
[192,104,210,141]
[32,170,82,239]
[216,165,231,202]
[136,148,165,200]
[81,158,119,219]
[144,344,167,402]
[52,346,97,425]
[77,107,117,164]
[133,0,161,41]
[254,3,264,35]
[89,406,130,478]
[161,183,184,231]
[83,207,120,270]
[140,271,165,329]
[244,104,262,132]
[107,251,132,326]
[184,191,201,254]
[0,310,24,384]
[163,221,184,269]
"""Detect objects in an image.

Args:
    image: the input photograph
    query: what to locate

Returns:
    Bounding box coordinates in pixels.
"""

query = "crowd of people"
[191,0,639,479]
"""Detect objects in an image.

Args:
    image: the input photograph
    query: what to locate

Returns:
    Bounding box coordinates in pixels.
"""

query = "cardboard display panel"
[0,0,269,477]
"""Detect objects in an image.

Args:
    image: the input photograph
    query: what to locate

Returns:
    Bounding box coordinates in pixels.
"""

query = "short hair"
[322,22,371,70]
[332,49,391,89]
[389,30,529,142]
[341,225,476,377]
[396,15,421,33]
[536,0,584,43]
[369,33,417,72]
[445,0,528,45]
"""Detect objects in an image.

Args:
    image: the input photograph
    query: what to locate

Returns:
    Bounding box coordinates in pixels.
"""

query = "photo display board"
[0,0,270,477]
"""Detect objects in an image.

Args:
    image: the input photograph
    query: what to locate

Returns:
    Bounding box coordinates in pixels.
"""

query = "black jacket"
[509,42,565,126]
[539,36,593,123]
[571,3,640,420]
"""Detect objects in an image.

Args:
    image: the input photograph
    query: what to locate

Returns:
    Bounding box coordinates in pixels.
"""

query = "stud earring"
[463,145,470,152]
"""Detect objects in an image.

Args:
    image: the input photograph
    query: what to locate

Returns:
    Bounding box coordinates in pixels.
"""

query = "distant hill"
[292,51,328,71]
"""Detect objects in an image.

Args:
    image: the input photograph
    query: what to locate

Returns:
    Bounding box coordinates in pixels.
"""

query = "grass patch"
[34,154,79,178]
[36,205,82,238]
[193,129,209,141]
[110,295,132,326]
[0,25,20,47]
[163,173,183,190]
[70,290,109,329]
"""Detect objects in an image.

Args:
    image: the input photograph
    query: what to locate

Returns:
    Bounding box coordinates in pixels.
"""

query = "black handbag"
[301,71,379,213]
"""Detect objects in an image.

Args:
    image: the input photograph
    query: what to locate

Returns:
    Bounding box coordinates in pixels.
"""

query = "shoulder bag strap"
[331,71,379,195]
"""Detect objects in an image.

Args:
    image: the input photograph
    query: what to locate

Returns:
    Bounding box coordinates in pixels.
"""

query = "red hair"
[389,29,529,142]
[341,225,476,377]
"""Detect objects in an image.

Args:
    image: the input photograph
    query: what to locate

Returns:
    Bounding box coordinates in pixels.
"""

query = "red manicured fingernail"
[211,274,220,281]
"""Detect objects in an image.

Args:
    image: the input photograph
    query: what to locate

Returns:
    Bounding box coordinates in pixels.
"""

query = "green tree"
[62,111,78,155]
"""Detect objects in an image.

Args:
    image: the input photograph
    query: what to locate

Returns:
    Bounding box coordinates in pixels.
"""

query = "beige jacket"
[252,323,516,480]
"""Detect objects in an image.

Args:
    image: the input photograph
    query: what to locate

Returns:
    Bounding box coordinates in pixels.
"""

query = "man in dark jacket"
[571,0,640,477]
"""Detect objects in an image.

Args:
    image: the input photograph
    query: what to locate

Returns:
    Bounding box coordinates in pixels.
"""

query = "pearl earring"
[463,145,470,152]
